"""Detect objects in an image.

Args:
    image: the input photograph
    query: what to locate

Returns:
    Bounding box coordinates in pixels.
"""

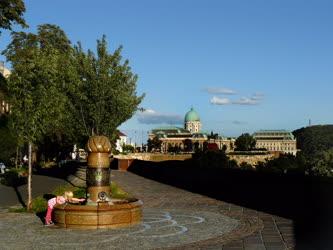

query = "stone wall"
[114,153,192,162]
[228,153,276,166]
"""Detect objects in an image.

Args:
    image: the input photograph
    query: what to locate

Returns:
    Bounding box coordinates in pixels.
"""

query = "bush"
[73,187,86,198]
[0,116,17,166]
[0,169,26,186]
[32,196,48,213]
[240,162,253,170]
[193,150,229,168]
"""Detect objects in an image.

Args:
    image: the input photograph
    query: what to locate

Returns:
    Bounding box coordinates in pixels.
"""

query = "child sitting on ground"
[45,191,85,225]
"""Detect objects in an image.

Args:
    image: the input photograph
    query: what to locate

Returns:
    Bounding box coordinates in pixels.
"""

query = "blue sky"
[1,0,333,144]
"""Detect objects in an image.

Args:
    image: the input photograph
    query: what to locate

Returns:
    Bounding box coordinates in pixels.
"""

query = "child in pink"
[45,191,85,225]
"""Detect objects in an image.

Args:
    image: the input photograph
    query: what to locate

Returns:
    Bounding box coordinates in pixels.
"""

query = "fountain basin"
[54,198,143,229]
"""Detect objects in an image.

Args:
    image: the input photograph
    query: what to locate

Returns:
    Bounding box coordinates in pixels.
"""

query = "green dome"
[184,107,200,122]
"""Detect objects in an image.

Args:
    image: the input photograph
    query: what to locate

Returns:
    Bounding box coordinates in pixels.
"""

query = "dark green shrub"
[0,116,17,166]
[0,169,26,186]
[31,196,47,213]
[240,162,253,170]
[73,187,86,198]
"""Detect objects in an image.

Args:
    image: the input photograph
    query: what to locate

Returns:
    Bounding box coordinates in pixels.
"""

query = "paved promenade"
[113,171,295,250]
[0,171,295,249]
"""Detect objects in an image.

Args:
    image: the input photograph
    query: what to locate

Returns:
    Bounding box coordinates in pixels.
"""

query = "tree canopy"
[293,125,333,157]
[3,25,144,146]
[2,25,72,145]
[68,36,144,139]
[0,0,27,34]
[235,133,256,151]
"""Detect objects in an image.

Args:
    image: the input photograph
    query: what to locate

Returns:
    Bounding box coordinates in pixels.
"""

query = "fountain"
[53,136,143,229]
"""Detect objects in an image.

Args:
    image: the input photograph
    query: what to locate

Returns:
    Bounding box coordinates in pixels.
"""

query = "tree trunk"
[27,142,32,210]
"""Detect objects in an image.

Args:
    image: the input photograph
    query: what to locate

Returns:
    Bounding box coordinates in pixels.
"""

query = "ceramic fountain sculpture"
[53,136,142,229]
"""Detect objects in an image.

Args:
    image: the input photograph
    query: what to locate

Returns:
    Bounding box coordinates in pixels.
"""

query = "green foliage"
[208,131,219,140]
[31,196,47,213]
[0,168,26,186]
[8,206,27,213]
[2,25,72,146]
[0,0,27,34]
[73,187,86,198]
[68,36,144,139]
[122,144,135,153]
[235,133,256,151]
[192,150,229,168]
[240,162,253,170]
[293,125,333,157]
[111,182,129,199]
[293,125,333,176]
[147,137,162,152]
[0,116,17,165]
[256,154,305,174]
[309,149,333,177]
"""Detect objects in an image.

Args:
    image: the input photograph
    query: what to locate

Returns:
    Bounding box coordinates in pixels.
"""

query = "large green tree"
[293,125,333,157]
[2,24,71,209]
[235,133,256,151]
[147,137,162,152]
[68,36,144,139]
[0,0,27,34]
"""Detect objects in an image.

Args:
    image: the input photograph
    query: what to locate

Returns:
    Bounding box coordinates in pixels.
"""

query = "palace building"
[253,130,297,155]
[149,107,235,152]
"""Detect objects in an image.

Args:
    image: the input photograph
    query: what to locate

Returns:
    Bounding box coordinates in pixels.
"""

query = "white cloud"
[210,96,231,105]
[137,109,183,125]
[210,94,264,106]
[232,97,259,105]
[204,87,237,95]
[232,120,248,125]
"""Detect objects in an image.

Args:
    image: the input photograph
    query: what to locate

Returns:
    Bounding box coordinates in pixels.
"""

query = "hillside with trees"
[293,125,333,156]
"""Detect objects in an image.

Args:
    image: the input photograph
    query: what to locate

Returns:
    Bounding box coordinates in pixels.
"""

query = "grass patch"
[8,207,27,213]
[111,182,130,199]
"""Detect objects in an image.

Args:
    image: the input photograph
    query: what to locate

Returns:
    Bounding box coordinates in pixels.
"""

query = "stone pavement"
[112,171,295,250]
[0,171,295,249]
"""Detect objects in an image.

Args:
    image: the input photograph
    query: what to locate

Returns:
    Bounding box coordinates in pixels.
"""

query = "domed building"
[184,107,201,133]
[148,107,234,153]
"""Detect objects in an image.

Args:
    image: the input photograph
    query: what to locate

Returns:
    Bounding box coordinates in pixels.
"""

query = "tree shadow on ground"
[127,159,333,249]
[13,186,26,208]
[35,160,83,180]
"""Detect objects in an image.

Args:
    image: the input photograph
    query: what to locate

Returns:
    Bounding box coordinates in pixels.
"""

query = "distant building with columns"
[149,107,235,152]
[253,130,297,155]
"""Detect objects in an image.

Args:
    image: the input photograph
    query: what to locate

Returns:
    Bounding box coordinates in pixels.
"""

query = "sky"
[1,0,333,144]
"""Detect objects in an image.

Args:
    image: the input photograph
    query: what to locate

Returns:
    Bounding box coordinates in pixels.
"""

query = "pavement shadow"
[35,161,83,180]
[127,159,333,249]
[13,186,27,208]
